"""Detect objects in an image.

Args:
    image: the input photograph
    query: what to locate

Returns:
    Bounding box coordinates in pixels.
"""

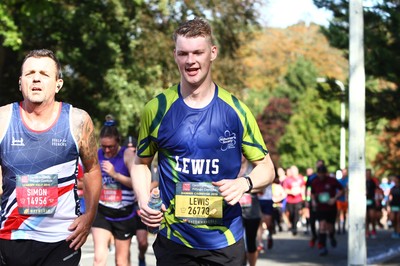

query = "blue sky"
[259,0,333,28]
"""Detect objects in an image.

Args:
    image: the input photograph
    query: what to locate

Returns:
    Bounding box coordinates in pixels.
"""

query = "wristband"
[243,175,253,193]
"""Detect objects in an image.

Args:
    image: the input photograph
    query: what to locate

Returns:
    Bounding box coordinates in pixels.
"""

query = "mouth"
[186,67,199,76]
[31,86,42,91]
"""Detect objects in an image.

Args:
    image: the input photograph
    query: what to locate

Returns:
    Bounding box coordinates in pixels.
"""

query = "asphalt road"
[79,227,400,266]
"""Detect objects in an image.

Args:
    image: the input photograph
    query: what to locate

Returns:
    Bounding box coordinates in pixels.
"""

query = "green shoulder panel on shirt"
[217,86,269,161]
[137,85,179,157]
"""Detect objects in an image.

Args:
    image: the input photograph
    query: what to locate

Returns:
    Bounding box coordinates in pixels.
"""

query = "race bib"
[175,182,223,225]
[100,183,122,203]
[391,206,400,212]
[239,193,252,208]
[318,192,330,203]
[16,174,58,215]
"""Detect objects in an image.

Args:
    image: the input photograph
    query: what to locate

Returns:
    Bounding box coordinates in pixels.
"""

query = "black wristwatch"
[243,175,253,193]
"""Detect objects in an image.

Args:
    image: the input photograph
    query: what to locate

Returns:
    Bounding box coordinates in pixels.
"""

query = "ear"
[18,78,21,91]
[210,45,218,62]
[55,79,64,93]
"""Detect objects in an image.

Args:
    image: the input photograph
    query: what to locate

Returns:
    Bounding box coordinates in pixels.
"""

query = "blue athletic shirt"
[137,84,268,250]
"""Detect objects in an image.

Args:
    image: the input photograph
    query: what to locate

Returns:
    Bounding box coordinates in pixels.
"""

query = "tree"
[314,0,400,175]
[237,23,348,118]
[373,118,400,176]
[257,97,292,165]
[0,0,262,136]
[267,58,341,172]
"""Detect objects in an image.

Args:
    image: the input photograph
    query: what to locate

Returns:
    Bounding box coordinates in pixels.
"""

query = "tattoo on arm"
[81,115,99,169]
[72,108,99,170]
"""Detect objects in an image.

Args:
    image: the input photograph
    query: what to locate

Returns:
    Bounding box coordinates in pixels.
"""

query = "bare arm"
[131,155,153,207]
[213,153,275,205]
[0,105,12,198]
[100,148,135,188]
[0,105,12,139]
[67,108,102,250]
[131,155,164,227]
[117,148,136,188]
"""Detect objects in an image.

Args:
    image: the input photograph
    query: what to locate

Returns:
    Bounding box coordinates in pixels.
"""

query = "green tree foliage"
[0,0,262,137]
[239,23,348,116]
[373,118,400,176]
[314,0,400,175]
[237,23,349,172]
[257,97,292,166]
[270,58,341,172]
[0,4,21,50]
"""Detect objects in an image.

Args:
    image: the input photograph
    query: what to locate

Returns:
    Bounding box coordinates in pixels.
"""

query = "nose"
[32,72,42,82]
[186,53,195,64]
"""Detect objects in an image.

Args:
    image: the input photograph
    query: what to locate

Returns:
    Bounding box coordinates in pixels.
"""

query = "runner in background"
[258,178,275,250]
[380,176,395,228]
[77,159,86,214]
[277,167,290,230]
[311,165,343,256]
[388,175,400,239]
[239,155,262,266]
[272,174,286,234]
[336,168,348,234]
[124,135,149,266]
[366,168,378,238]
[91,116,137,266]
[306,159,325,247]
[282,165,305,236]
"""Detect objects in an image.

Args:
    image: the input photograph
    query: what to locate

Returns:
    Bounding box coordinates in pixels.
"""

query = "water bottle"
[147,187,163,234]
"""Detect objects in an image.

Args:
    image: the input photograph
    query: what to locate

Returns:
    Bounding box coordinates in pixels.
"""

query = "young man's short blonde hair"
[173,17,215,45]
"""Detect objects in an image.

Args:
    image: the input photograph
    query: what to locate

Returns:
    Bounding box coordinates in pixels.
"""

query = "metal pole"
[336,80,346,170]
[348,0,366,265]
[316,78,346,169]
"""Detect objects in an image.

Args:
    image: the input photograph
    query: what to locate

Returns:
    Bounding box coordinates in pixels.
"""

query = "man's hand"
[328,198,336,206]
[213,178,248,205]
[138,202,166,228]
[66,214,93,250]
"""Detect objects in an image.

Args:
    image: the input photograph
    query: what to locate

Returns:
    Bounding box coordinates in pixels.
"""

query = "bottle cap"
[152,187,160,197]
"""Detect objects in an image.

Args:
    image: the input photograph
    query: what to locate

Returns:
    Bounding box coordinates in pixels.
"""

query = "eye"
[40,71,50,77]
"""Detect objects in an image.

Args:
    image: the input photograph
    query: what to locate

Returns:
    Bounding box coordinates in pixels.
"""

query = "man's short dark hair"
[21,49,63,79]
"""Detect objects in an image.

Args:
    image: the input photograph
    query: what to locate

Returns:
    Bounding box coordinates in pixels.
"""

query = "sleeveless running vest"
[98,146,135,209]
[0,102,80,242]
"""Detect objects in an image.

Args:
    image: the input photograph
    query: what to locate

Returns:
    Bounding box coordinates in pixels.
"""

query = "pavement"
[79,227,400,266]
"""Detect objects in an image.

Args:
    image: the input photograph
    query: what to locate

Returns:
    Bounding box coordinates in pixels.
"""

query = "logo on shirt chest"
[52,138,67,147]
[11,136,25,146]
[219,130,236,151]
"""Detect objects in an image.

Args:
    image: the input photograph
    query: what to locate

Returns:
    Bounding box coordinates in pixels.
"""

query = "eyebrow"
[176,48,205,54]
[23,69,52,77]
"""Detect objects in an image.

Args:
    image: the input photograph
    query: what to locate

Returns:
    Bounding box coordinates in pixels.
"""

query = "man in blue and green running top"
[130,17,275,266]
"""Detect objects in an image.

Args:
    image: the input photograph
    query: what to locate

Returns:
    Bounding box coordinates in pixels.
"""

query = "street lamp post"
[316,77,346,170]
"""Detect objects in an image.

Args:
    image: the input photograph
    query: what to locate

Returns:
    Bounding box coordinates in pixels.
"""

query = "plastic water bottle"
[147,187,163,234]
